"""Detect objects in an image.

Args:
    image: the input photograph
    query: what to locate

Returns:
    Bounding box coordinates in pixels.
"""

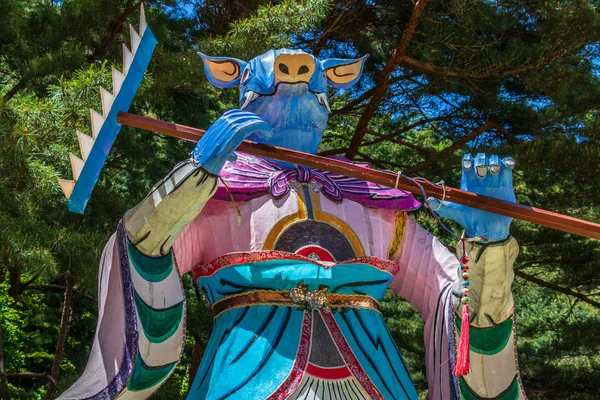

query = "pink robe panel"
[390,216,459,399]
[174,190,460,399]
[174,190,399,274]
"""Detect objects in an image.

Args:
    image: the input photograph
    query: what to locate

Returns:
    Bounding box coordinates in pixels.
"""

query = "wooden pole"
[117,112,600,241]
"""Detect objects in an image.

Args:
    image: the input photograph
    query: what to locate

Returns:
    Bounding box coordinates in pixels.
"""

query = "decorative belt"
[212,282,381,318]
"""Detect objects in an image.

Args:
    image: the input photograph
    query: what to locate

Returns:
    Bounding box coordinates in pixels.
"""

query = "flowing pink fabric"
[390,216,459,400]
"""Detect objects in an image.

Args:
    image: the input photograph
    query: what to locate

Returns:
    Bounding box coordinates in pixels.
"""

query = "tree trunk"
[403,118,500,175]
[46,277,74,399]
[188,338,205,384]
[8,266,20,300]
[0,322,8,400]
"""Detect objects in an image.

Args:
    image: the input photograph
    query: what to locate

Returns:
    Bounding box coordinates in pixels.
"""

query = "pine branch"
[492,122,523,145]
[317,147,346,156]
[2,373,61,391]
[403,118,500,175]
[320,116,449,156]
[365,129,433,155]
[330,74,418,116]
[356,151,408,171]
[361,117,450,147]
[514,270,600,309]
[23,284,96,302]
[400,40,589,80]
[88,1,142,61]
[4,2,142,101]
[2,74,32,102]
[20,273,41,289]
[330,86,378,117]
[345,0,430,159]
[309,3,346,57]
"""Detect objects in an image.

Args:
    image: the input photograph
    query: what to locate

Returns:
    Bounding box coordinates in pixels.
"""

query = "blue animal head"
[199,49,367,154]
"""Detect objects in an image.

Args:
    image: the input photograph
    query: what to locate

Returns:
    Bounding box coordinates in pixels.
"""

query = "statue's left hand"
[427,153,516,242]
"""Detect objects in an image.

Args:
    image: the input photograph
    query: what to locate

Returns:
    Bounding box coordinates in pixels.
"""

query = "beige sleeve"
[123,159,218,257]
[454,237,520,327]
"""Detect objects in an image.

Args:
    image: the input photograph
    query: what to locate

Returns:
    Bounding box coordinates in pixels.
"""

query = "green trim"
[459,375,520,400]
[134,291,184,343]
[127,353,176,392]
[455,316,513,355]
[128,241,173,282]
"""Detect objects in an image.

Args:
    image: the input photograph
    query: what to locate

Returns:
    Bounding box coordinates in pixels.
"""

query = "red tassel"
[453,303,470,376]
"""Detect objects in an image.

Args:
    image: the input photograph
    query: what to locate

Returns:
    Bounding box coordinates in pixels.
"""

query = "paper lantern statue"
[58,12,526,400]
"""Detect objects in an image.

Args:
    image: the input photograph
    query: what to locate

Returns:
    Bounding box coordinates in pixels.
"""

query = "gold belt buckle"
[289,282,330,311]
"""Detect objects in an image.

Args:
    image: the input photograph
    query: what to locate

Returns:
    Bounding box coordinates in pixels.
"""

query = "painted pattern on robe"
[190,255,414,399]
[180,164,413,399]
[61,155,526,400]
[176,156,527,400]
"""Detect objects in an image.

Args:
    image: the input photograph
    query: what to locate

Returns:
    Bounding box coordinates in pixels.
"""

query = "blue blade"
[67,27,158,214]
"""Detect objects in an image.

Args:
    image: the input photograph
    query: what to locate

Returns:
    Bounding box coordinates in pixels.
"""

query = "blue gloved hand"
[427,153,516,242]
[192,109,273,175]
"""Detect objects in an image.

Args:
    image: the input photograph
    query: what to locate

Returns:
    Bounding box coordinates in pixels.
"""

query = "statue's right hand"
[192,109,273,174]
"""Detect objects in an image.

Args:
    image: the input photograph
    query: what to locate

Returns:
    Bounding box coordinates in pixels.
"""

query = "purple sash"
[214,152,421,211]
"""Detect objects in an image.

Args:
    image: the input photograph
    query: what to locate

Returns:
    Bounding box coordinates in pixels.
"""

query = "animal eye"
[298,65,309,75]
[241,69,250,83]
[278,63,290,75]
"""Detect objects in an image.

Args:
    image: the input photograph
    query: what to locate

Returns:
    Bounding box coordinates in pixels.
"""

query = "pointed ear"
[198,52,247,88]
[322,55,368,89]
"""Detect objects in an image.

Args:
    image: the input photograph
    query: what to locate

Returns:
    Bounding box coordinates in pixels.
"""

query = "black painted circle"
[273,220,356,262]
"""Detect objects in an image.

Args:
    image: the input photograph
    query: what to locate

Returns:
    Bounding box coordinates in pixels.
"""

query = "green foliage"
[1,1,599,399]
[229,0,331,50]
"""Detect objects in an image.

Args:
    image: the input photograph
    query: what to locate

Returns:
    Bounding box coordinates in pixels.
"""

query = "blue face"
[199,49,367,154]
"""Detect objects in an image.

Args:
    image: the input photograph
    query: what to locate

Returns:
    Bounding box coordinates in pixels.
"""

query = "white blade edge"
[100,87,115,117]
[90,109,105,138]
[123,44,133,74]
[140,3,147,35]
[130,24,142,54]
[58,179,75,199]
[112,67,125,95]
[77,130,94,161]
[69,153,85,181]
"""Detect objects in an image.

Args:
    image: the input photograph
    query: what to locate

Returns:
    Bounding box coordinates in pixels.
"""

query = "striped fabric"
[58,225,185,399]
[119,241,185,398]
[288,374,371,399]
[391,216,526,400]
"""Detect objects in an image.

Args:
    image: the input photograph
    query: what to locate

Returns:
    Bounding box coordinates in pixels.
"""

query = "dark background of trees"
[1,0,599,398]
